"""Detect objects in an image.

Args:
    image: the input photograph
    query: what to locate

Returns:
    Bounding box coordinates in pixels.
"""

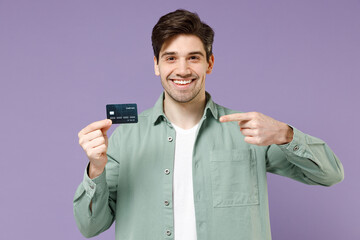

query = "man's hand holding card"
[78,104,138,179]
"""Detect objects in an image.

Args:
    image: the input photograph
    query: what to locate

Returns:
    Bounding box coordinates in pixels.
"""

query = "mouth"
[170,78,197,86]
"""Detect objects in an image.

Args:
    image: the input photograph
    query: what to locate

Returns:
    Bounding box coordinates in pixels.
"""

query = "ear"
[206,54,214,74]
[154,56,160,76]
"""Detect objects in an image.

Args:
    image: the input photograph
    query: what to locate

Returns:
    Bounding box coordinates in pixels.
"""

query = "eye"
[166,57,176,62]
[189,56,200,61]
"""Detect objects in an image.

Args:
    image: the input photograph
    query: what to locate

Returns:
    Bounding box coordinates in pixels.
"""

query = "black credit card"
[106,104,138,124]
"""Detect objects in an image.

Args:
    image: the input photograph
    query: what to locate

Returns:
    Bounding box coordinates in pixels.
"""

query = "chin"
[168,91,201,104]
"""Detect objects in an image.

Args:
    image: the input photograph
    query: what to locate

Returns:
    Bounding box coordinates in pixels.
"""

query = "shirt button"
[168,136,173,142]
[166,230,171,236]
[293,145,299,151]
[89,185,94,189]
[164,169,170,175]
[164,200,170,206]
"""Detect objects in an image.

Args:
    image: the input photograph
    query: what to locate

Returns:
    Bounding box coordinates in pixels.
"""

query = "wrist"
[278,123,294,145]
[88,163,105,179]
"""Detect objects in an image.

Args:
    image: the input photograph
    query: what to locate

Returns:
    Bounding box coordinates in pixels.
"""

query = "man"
[74,9,344,240]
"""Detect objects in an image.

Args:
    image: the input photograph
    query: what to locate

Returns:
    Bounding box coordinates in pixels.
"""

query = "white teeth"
[173,79,192,85]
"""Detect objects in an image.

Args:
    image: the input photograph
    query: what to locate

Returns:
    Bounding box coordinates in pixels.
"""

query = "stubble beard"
[161,76,203,104]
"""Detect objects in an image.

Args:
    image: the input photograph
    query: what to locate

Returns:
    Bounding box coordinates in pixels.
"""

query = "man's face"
[154,34,214,103]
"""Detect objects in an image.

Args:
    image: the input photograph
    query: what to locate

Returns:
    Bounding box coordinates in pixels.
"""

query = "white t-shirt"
[172,122,199,240]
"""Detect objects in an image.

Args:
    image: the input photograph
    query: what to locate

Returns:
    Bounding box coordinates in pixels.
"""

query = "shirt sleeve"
[266,126,344,186]
[73,148,119,238]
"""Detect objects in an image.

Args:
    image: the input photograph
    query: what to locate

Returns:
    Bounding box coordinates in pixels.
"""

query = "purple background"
[1,0,359,239]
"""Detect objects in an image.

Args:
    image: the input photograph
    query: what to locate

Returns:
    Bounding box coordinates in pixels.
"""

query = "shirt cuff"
[82,164,107,199]
[277,126,310,159]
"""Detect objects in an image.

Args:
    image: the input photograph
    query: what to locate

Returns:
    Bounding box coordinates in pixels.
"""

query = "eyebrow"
[160,51,205,59]
[189,51,205,57]
[160,52,177,58]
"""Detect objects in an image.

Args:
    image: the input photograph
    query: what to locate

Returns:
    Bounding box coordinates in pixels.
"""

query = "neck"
[163,91,206,130]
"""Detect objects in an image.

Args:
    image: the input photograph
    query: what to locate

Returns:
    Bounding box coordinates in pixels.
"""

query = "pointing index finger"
[219,112,253,123]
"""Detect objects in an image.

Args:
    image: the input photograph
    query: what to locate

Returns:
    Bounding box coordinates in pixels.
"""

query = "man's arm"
[73,159,118,237]
[73,120,119,238]
[266,127,344,186]
[220,112,344,186]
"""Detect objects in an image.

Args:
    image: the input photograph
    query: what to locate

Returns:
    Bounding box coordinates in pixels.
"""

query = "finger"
[79,119,112,137]
[101,122,112,136]
[87,144,107,160]
[80,129,103,144]
[220,112,253,123]
[87,136,106,149]
[244,136,259,145]
[240,128,256,137]
[82,134,106,151]
[238,120,253,129]
[92,144,107,156]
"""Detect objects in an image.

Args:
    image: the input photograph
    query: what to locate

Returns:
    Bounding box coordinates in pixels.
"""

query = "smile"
[170,78,196,85]
[173,79,192,84]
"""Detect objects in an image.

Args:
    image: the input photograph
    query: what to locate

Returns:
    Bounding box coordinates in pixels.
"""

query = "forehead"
[160,34,206,54]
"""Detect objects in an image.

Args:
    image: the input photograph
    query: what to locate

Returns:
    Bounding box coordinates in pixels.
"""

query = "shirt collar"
[151,91,219,125]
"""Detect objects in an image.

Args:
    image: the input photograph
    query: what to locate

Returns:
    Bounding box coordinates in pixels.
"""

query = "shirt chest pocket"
[210,149,259,207]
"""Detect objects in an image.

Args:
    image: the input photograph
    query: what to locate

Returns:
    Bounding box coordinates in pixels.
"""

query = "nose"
[176,59,191,77]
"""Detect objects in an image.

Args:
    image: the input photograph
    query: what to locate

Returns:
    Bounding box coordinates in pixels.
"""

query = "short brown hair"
[151,9,215,63]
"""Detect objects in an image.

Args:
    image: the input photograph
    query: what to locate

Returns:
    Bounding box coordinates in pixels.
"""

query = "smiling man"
[74,9,344,240]
[155,33,214,130]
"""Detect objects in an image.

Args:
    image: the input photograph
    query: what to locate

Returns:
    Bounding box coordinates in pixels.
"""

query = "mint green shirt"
[73,92,344,240]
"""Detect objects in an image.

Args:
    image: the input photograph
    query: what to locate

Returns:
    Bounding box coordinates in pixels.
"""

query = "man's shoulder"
[138,106,155,118]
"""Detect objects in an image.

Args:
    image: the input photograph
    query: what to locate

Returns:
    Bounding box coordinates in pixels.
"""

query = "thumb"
[101,119,112,136]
